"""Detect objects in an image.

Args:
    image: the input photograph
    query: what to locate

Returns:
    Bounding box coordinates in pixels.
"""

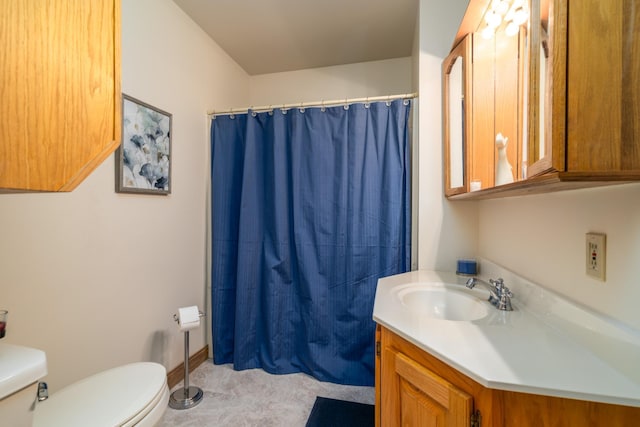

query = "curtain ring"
[321,100,326,112]
[250,106,256,117]
[386,96,391,107]
[364,97,370,109]
[343,98,349,110]
[268,105,273,116]
[299,101,305,113]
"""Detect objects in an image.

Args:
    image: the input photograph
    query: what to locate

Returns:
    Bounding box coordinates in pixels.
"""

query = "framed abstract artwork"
[116,94,172,195]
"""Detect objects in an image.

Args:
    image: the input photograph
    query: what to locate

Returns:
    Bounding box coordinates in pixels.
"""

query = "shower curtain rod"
[207,92,417,117]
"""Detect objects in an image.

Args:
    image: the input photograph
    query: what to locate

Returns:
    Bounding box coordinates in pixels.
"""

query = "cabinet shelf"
[447,172,640,200]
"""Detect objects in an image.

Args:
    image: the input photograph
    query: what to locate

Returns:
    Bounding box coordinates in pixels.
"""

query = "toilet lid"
[34,362,168,427]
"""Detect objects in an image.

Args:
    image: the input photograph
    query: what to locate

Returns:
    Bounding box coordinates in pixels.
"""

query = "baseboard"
[167,345,209,389]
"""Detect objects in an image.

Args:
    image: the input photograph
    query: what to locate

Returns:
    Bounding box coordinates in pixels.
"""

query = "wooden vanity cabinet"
[376,326,490,427]
[0,0,121,192]
[376,326,640,426]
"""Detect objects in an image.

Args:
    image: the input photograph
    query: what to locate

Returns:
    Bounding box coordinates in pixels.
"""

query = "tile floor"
[158,361,375,426]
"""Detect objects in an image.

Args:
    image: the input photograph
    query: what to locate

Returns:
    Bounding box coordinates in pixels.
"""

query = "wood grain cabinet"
[0,0,121,192]
[376,326,640,427]
[446,0,640,200]
[526,0,640,180]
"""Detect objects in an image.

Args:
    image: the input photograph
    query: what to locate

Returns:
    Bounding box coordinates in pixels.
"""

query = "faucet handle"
[490,278,511,294]
[493,279,514,310]
[489,277,504,287]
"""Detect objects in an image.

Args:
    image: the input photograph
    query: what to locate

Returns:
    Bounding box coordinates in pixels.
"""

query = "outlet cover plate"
[586,232,606,281]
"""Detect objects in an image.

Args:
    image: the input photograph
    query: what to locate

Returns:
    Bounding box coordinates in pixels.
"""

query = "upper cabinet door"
[564,0,640,173]
[443,35,472,197]
[527,0,640,177]
[0,0,121,192]
[526,0,566,177]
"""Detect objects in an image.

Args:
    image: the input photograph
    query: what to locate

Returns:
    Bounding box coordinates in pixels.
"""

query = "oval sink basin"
[396,285,489,321]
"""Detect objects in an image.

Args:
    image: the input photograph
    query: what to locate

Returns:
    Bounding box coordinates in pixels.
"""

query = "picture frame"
[116,94,172,195]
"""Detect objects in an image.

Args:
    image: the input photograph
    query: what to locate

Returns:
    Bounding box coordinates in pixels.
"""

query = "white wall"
[417,0,477,271]
[248,57,413,106]
[479,183,640,330]
[0,0,249,391]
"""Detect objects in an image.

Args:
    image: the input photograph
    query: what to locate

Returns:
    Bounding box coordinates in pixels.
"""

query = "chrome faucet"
[465,277,513,311]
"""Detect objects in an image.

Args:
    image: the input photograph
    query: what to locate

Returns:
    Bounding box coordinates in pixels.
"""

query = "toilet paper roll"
[177,306,201,331]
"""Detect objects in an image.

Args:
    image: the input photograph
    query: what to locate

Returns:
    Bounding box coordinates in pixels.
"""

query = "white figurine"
[495,133,514,186]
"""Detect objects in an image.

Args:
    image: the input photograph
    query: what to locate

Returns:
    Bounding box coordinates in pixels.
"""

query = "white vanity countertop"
[373,267,640,408]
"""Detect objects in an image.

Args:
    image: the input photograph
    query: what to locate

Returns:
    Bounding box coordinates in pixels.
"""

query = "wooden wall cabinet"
[0,0,121,192]
[446,0,640,200]
[376,326,640,426]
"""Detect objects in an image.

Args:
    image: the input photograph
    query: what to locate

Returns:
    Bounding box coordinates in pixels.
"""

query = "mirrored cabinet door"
[443,35,471,196]
[526,0,566,177]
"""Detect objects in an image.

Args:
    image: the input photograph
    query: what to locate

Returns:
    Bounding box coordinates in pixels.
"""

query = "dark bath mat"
[305,396,374,427]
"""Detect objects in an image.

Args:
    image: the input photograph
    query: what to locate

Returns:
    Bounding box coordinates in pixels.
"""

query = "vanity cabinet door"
[381,347,473,426]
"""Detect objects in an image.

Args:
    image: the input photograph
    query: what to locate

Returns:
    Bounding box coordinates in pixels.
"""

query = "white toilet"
[0,343,169,427]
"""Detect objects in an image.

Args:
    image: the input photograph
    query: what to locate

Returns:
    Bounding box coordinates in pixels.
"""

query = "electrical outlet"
[586,232,606,281]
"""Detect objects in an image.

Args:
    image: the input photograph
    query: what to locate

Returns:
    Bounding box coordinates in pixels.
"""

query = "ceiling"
[172,0,419,76]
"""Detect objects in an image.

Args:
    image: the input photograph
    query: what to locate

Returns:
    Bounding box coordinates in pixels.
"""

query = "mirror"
[448,56,464,189]
[443,35,471,196]
[470,24,526,189]
[526,0,555,177]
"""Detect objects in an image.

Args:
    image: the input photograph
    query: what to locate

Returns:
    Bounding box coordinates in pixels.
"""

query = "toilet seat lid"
[34,362,168,427]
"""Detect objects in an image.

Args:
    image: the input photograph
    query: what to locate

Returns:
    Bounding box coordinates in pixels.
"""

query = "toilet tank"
[0,343,48,427]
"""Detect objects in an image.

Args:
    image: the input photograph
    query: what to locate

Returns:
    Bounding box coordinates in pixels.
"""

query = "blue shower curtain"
[210,99,411,386]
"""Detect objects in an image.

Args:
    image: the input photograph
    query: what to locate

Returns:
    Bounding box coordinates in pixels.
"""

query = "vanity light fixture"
[480,0,530,39]
[505,21,520,37]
